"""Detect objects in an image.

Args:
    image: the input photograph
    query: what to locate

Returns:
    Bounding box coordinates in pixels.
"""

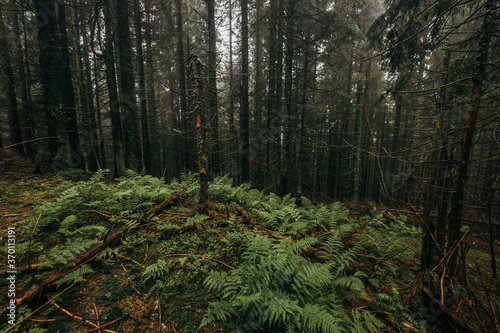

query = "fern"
[202,233,370,332]
[54,264,94,287]
[185,214,209,227]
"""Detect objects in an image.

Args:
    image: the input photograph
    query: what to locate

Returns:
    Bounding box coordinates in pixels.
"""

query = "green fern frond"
[185,214,209,227]
[142,259,169,283]
[54,264,94,287]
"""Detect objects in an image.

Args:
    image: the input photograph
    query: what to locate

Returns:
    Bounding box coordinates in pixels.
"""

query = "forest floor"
[0,151,498,333]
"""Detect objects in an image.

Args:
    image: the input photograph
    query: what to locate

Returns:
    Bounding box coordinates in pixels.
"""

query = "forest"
[0,0,499,332]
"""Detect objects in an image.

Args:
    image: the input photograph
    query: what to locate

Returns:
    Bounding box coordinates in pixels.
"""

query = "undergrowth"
[0,171,435,332]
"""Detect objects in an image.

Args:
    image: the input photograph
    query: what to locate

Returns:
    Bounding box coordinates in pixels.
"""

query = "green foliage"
[54,264,94,287]
[11,171,425,332]
[201,233,388,332]
[185,214,210,227]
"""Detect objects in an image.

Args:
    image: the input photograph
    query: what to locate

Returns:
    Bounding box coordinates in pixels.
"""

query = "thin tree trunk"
[175,0,188,172]
[240,0,250,183]
[422,50,451,269]
[275,0,285,192]
[353,58,364,202]
[283,0,295,194]
[228,0,237,181]
[134,0,151,174]
[266,0,278,185]
[253,0,264,186]
[145,0,159,175]
[206,0,219,176]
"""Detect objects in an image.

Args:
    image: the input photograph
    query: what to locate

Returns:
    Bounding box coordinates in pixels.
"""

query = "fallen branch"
[145,189,185,216]
[0,190,186,325]
[0,225,128,324]
[0,262,60,277]
[2,278,81,333]
[54,302,121,333]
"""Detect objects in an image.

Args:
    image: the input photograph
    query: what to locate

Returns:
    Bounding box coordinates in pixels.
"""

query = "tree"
[116,0,141,171]
[447,0,497,275]
[206,0,220,176]
[0,8,22,154]
[175,0,189,172]
[56,1,80,168]
[12,6,35,157]
[134,0,152,174]
[239,0,250,183]
[188,52,209,213]
[103,0,126,176]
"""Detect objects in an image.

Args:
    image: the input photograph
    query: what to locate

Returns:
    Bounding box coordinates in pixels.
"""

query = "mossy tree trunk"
[188,53,209,214]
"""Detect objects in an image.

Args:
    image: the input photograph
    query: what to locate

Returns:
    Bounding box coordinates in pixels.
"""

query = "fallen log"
[0,262,59,277]
[144,189,185,216]
[0,190,186,325]
[0,225,128,324]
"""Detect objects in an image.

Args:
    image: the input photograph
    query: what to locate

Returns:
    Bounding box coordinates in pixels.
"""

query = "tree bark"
[175,0,189,172]
[72,6,99,171]
[34,0,60,162]
[253,0,264,186]
[134,0,152,174]
[206,0,219,176]
[240,0,250,183]
[103,0,126,176]
[116,0,141,171]
[188,53,209,213]
[12,10,34,156]
[57,1,81,168]
[0,10,23,155]
[447,0,497,275]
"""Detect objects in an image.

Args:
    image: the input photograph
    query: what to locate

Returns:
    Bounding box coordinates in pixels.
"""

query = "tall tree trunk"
[447,0,496,275]
[116,0,140,171]
[275,0,285,192]
[82,11,103,170]
[421,50,451,270]
[145,0,159,175]
[266,0,278,185]
[228,0,237,181]
[34,0,61,162]
[253,0,264,186]
[57,1,81,168]
[206,0,219,176]
[390,92,403,199]
[0,10,23,155]
[239,0,250,183]
[297,32,311,195]
[103,0,126,176]
[353,58,364,202]
[340,49,354,199]
[175,0,189,172]
[188,53,208,214]
[283,0,295,193]
[72,6,99,171]
[134,0,151,174]
[12,10,34,156]
[93,56,106,169]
